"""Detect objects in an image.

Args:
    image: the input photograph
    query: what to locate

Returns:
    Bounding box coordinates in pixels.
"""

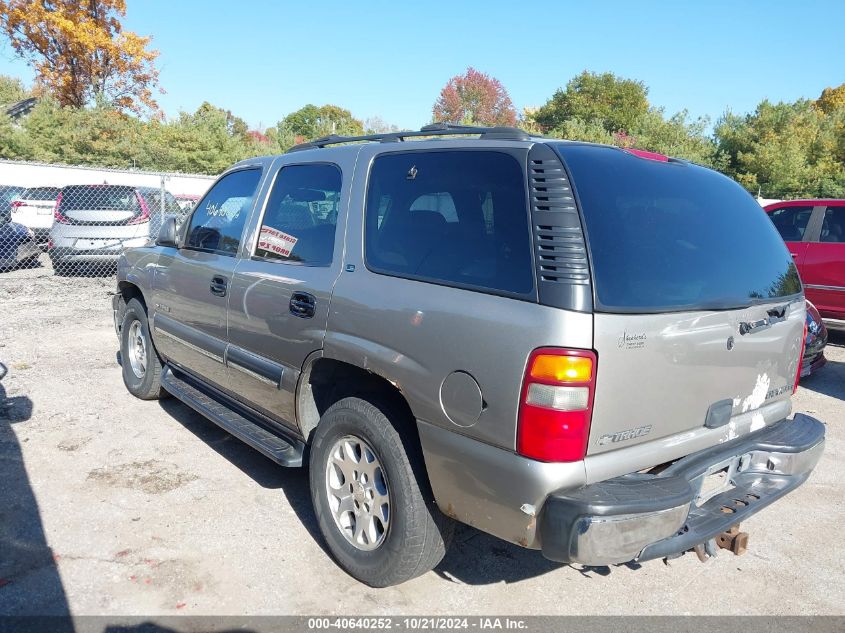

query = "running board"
[161,365,303,467]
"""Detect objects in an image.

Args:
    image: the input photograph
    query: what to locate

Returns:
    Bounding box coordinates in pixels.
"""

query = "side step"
[161,365,304,467]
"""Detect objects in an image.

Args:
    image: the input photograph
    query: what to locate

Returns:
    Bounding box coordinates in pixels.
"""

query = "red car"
[764,199,845,326]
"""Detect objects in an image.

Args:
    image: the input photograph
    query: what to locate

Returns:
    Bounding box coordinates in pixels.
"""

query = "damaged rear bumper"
[539,413,825,565]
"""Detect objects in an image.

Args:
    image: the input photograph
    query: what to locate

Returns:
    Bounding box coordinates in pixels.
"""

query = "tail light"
[47,239,54,250]
[128,191,150,225]
[517,348,597,462]
[53,192,71,224]
[793,319,808,394]
[10,200,23,209]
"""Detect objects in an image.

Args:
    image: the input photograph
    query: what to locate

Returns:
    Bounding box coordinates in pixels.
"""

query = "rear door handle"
[290,292,316,318]
[210,276,227,297]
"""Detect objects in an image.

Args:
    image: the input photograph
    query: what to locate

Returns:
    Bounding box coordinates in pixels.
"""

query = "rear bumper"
[49,242,146,262]
[539,414,825,565]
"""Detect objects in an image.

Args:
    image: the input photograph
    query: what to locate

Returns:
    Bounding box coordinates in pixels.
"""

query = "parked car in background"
[0,218,40,271]
[113,124,824,587]
[174,194,200,213]
[49,184,181,274]
[802,300,828,378]
[10,186,60,245]
[0,185,25,221]
[765,199,845,328]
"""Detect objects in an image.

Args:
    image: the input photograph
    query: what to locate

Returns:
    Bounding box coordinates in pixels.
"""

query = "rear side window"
[555,144,801,312]
[61,186,138,211]
[23,187,60,200]
[254,164,341,266]
[365,151,533,296]
[185,168,262,255]
[768,206,814,242]
[140,190,183,216]
[820,206,845,243]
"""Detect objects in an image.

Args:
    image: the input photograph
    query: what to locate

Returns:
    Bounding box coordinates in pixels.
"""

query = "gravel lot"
[1,261,843,617]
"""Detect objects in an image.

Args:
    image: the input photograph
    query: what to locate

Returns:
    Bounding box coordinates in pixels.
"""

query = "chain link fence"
[0,179,199,277]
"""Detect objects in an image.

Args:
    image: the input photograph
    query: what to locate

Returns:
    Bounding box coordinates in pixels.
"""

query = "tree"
[364,116,400,134]
[534,71,649,133]
[715,100,845,198]
[432,67,517,127]
[0,74,29,106]
[626,109,723,168]
[816,82,845,114]
[275,104,364,149]
[0,0,160,114]
[141,103,265,174]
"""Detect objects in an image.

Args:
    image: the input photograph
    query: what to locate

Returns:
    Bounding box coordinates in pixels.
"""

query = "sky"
[0,0,843,131]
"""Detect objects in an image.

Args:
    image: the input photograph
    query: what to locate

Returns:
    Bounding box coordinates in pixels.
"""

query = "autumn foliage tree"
[0,0,160,115]
[432,67,517,127]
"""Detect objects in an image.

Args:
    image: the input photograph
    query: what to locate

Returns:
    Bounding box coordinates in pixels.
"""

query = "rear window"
[555,144,801,312]
[364,150,534,297]
[61,186,138,211]
[23,187,60,201]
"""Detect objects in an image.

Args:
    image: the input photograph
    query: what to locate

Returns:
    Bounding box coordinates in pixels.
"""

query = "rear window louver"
[528,144,592,312]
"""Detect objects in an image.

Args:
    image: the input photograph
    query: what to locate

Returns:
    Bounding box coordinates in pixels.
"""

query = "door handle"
[791,252,799,259]
[289,292,316,318]
[210,276,227,297]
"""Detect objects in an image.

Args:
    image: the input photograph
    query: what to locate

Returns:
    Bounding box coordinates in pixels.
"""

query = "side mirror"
[0,362,7,381]
[156,215,179,248]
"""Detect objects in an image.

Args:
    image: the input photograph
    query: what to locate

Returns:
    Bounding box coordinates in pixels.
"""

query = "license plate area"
[75,239,123,249]
[693,456,740,507]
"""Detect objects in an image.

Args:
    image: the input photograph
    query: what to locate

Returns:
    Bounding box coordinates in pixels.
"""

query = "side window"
[820,206,845,243]
[364,151,534,296]
[254,163,342,266]
[767,206,813,242]
[185,169,262,255]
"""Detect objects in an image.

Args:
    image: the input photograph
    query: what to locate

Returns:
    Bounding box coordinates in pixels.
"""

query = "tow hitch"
[716,524,749,556]
[685,524,749,563]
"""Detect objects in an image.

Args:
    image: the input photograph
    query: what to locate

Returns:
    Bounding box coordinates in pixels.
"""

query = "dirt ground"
[1,261,843,617]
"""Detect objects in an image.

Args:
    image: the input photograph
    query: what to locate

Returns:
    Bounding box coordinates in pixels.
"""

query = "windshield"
[554,143,801,312]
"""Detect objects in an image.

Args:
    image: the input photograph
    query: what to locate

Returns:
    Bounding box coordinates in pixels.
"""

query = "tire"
[120,297,165,400]
[309,396,454,587]
[51,257,73,276]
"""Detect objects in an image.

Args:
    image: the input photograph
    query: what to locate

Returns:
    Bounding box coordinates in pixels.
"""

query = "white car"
[10,186,60,245]
[49,184,182,275]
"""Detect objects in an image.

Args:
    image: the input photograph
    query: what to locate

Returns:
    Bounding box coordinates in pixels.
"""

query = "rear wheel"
[309,396,453,587]
[50,257,73,276]
[120,298,164,400]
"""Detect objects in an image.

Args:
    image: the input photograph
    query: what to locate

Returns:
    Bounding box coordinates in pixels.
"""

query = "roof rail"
[287,122,533,152]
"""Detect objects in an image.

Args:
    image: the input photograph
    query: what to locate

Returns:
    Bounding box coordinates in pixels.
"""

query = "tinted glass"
[62,186,138,211]
[255,164,341,266]
[820,206,845,243]
[555,144,801,312]
[23,187,60,200]
[365,151,533,296]
[185,169,261,255]
[768,205,813,242]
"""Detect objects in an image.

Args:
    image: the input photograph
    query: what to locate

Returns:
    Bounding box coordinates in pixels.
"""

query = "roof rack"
[286,122,533,152]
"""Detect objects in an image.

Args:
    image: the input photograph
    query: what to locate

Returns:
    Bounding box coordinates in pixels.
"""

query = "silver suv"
[113,124,825,587]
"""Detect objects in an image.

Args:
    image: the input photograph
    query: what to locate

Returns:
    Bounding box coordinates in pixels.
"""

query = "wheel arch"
[297,354,420,445]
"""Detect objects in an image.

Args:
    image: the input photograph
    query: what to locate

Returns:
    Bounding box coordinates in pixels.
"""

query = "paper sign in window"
[258,226,298,258]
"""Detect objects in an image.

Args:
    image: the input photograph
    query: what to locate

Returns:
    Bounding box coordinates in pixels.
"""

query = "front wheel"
[120,298,165,400]
[309,396,453,587]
